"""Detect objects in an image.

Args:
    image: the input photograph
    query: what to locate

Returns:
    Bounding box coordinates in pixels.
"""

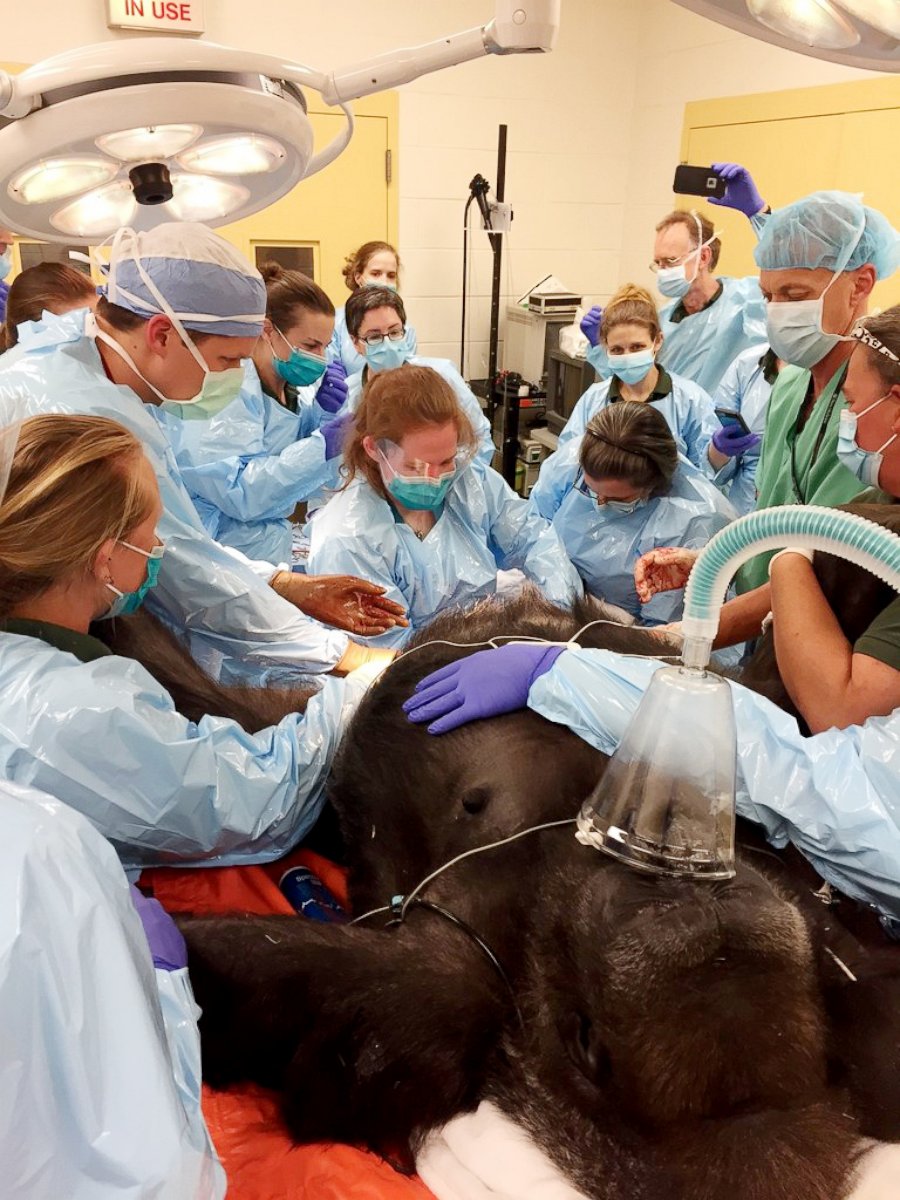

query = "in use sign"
[106,0,205,33]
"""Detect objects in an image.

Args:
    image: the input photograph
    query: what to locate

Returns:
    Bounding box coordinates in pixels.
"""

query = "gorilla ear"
[563,1011,612,1087]
[460,787,490,815]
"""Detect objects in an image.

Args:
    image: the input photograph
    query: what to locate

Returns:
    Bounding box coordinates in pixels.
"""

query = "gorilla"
[106,504,900,1200]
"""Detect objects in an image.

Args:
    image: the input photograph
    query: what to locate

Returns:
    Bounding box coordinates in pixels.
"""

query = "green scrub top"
[737,363,867,593]
[0,618,111,663]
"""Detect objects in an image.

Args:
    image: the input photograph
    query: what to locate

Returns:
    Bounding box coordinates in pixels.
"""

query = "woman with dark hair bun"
[530,400,736,626]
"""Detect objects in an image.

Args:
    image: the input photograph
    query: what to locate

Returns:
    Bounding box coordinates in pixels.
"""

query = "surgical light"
[9,156,119,205]
[51,180,137,237]
[671,0,899,70]
[746,0,860,47]
[166,174,250,222]
[176,134,285,177]
[837,0,900,39]
[0,1,561,243]
[97,124,202,162]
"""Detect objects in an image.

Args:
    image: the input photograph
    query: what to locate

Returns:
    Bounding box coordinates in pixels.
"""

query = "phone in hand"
[673,164,727,200]
[715,407,751,436]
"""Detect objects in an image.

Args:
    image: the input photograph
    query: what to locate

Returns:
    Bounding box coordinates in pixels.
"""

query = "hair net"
[754,192,900,281]
[104,223,267,337]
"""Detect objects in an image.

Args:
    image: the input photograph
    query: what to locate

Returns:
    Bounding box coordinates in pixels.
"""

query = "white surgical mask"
[836,397,897,488]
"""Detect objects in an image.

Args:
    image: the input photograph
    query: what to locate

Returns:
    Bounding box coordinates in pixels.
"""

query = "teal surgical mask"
[608,348,655,386]
[836,398,897,487]
[0,250,11,281]
[379,451,456,512]
[365,332,412,373]
[272,326,328,388]
[361,279,398,291]
[105,540,165,617]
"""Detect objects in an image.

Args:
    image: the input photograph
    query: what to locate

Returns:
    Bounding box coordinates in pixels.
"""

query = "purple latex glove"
[403,643,564,735]
[316,362,348,414]
[709,163,765,218]
[711,423,761,457]
[579,305,603,348]
[322,410,354,460]
[129,884,187,972]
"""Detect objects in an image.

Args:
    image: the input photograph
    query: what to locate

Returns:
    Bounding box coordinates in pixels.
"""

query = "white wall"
[2,1,883,373]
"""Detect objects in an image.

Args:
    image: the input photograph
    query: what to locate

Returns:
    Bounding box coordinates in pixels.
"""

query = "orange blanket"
[140,856,435,1200]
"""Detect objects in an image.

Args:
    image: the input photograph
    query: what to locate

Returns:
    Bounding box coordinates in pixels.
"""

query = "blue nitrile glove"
[711,424,761,457]
[579,306,603,348]
[129,884,187,972]
[322,410,354,460]
[316,362,348,414]
[403,643,564,735]
[709,163,765,218]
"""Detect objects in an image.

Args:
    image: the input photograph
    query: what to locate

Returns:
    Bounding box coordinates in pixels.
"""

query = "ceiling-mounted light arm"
[319,0,560,105]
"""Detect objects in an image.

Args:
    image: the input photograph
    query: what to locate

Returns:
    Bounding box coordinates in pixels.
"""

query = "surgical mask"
[365,332,412,373]
[90,314,244,420]
[379,452,456,512]
[765,205,867,370]
[608,348,655,386]
[361,279,398,291]
[271,327,328,388]
[765,288,849,370]
[586,343,610,376]
[655,216,718,300]
[0,250,11,281]
[601,496,649,516]
[836,398,897,488]
[105,540,165,617]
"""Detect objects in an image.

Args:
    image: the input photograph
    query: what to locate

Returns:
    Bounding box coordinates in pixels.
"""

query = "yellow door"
[681,77,900,311]
[217,93,399,307]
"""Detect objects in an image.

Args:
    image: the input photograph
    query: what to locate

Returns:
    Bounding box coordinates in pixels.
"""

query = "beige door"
[681,77,900,311]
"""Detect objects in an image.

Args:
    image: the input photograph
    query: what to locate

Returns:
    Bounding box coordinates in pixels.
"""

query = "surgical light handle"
[680,505,900,671]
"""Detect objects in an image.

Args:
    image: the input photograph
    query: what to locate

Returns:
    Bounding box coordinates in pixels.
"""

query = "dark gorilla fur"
[105,506,900,1198]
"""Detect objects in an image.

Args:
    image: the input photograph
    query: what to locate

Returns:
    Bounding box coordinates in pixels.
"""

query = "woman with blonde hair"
[0,413,379,869]
[307,364,581,646]
[530,400,735,626]
[559,283,718,471]
[328,240,418,374]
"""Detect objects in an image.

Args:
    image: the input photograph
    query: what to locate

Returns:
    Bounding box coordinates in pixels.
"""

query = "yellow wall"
[680,77,900,311]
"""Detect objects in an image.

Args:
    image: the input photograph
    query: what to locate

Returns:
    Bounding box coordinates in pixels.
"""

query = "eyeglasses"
[574,472,643,507]
[361,327,406,347]
[649,250,696,273]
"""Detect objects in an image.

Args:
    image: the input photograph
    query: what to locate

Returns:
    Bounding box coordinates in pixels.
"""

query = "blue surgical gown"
[657,276,768,395]
[155,360,335,566]
[528,648,900,926]
[0,310,349,681]
[557,372,717,473]
[707,342,774,515]
[0,628,364,868]
[0,778,224,1198]
[529,445,737,625]
[307,466,582,648]
[328,304,419,375]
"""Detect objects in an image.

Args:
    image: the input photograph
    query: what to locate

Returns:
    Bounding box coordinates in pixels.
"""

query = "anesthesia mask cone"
[576,664,737,880]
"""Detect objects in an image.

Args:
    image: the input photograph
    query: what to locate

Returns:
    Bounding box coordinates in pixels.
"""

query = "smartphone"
[715,407,751,435]
[673,164,727,200]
